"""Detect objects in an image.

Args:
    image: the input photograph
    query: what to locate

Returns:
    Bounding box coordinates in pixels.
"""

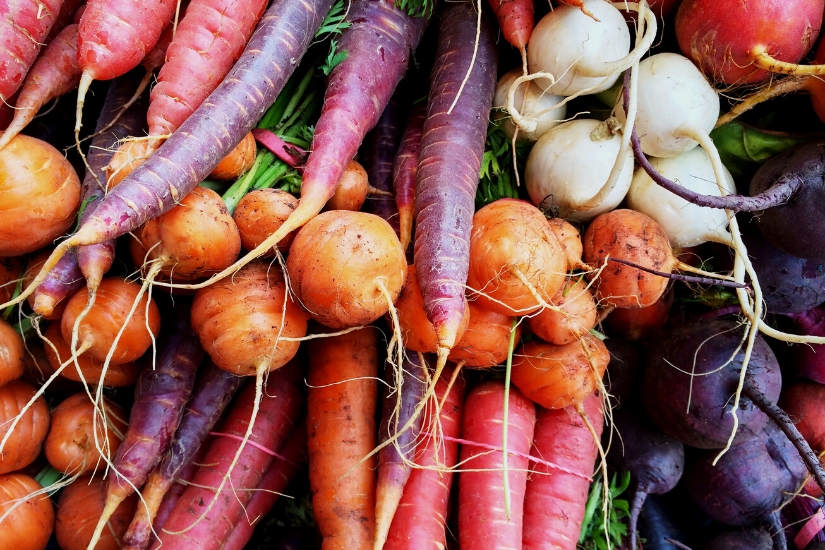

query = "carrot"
[46,0,84,42]
[384,363,466,549]
[0,473,55,550]
[374,352,427,550]
[527,279,598,346]
[209,131,257,180]
[488,0,535,57]
[522,393,604,550]
[25,248,84,321]
[44,392,127,476]
[393,102,426,253]
[308,326,379,550]
[0,380,50,475]
[546,217,585,271]
[458,380,536,549]
[146,443,205,541]
[56,475,138,550]
[6,0,336,311]
[324,160,371,212]
[150,360,305,550]
[221,422,309,550]
[0,134,81,257]
[362,91,405,230]
[0,0,62,104]
[233,189,299,255]
[86,304,203,550]
[122,361,241,550]
[0,318,24,387]
[414,1,497,367]
[448,301,521,368]
[0,23,81,151]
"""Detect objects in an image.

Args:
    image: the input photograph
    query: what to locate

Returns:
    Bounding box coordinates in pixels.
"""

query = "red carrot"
[221,422,308,550]
[488,0,535,52]
[0,0,62,104]
[458,380,536,550]
[393,102,426,253]
[385,363,466,549]
[522,393,604,550]
[0,23,81,151]
[46,0,84,42]
[150,360,304,550]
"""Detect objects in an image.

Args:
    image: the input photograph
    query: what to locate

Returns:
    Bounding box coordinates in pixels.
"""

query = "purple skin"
[641,319,780,449]
[413,3,497,349]
[393,101,426,254]
[608,408,685,550]
[684,422,806,529]
[703,527,774,550]
[31,70,149,316]
[750,141,825,262]
[110,304,204,496]
[70,0,336,246]
[361,90,404,233]
[788,305,825,384]
[783,495,825,546]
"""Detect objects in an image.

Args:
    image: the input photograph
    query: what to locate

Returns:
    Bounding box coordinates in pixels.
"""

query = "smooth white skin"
[525,119,634,221]
[493,69,567,142]
[627,147,736,248]
[527,0,630,96]
[614,52,719,158]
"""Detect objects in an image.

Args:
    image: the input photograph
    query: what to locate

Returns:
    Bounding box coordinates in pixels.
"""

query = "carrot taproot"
[308,326,379,550]
[0,0,62,104]
[122,361,241,550]
[86,303,203,550]
[448,301,521,368]
[527,279,598,346]
[149,360,305,550]
[25,248,83,321]
[222,422,308,550]
[362,91,404,231]
[414,1,497,363]
[147,443,205,541]
[374,352,428,550]
[233,189,299,255]
[0,319,24,387]
[0,380,50,475]
[0,23,81,151]
[323,160,371,212]
[522,393,603,550]
[458,380,536,549]
[488,0,535,55]
[6,0,335,311]
[0,473,55,550]
[384,362,466,550]
[56,475,138,550]
[393,101,426,253]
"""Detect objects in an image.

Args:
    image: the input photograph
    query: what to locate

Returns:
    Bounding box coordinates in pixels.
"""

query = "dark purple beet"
[750,141,825,262]
[703,526,773,550]
[787,305,825,384]
[604,338,642,407]
[608,408,685,550]
[642,319,779,449]
[741,226,825,315]
[637,494,695,550]
[684,422,805,527]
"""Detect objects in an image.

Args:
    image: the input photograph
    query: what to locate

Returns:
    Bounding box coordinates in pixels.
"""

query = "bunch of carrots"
[8,0,825,548]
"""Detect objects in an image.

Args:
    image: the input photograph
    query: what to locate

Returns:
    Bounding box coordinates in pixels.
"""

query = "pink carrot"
[392,101,426,253]
[0,23,81,151]
[385,363,466,549]
[458,380,536,550]
[522,393,604,550]
[46,0,84,42]
[222,422,308,550]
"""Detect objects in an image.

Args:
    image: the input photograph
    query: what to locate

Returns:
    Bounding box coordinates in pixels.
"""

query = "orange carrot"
[0,473,55,550]
[0,319,24,387]
[0,380,50,475]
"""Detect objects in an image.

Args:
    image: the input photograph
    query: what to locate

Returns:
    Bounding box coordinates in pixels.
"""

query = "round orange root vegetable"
[0,319,24,387]
[45,393,127,475]
[467,199,567,316]
[583,209,676,309]
[528,279,598,346]
[324,159,369,212]
[546,217,584,271]
[0,473,54,550]
[209,131,257,180]
[42,323,140,387]
[0,380,50,474]
[60,278,161,365]
[233,188,299,255]
[448,301,520,368]
[394,264,469,353]
[129,186,241,281]
[0,134,81,257]
[104,139,155,190]
[286,211,407,329]
[56,475,137,550]
[191,260,309,376]
[511,334,610,409]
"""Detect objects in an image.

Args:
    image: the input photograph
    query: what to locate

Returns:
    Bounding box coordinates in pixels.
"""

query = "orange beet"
[324,160,369,212]
[545,217,584,271]
[210,132,256,180]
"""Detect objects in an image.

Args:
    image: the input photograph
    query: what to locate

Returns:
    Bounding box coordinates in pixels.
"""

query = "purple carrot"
[362,90,405,232]
[151,443,206,538]
[414,1,497,360]
[14,0,336,308]
[86,303,204,550]
[122,360,242,550]
[393,101,426,253]
[222,421,308,550]
[374,352,428,549]
[31,70,149,316]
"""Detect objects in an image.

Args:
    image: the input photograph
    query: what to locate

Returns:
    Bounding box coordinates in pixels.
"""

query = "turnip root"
[492,69,565,142]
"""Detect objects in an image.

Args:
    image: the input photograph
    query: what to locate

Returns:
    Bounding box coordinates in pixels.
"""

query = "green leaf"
[710,121,808,179]
[475,119,532,209]
[394,0,433,17]
[579,472,632,550]
[315,0,351,38]
[320,40,348,76]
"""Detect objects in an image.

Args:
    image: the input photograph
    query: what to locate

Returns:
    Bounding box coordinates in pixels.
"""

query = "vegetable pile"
[7,0,825,548]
